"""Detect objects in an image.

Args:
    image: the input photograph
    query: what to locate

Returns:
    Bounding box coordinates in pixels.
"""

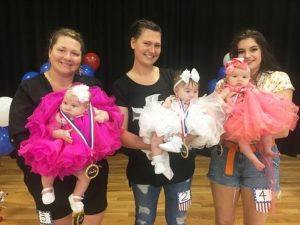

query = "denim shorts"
[207,144,280,192]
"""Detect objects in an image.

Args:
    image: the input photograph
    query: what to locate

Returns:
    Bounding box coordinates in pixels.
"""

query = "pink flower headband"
[70,84,90,103]
[174,68,200,88]
[225,58,250,76]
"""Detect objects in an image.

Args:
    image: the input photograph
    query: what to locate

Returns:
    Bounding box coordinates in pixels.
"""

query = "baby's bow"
[180,68,200,83]
[225,58,248,75]
[71,84,90,103]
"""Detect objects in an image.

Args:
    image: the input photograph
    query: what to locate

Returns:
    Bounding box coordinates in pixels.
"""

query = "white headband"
[70,84,90,103]
[174,68,200,88]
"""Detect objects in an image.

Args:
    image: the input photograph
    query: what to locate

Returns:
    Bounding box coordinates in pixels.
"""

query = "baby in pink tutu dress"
[219,58,299,171]
[19,84,123,213]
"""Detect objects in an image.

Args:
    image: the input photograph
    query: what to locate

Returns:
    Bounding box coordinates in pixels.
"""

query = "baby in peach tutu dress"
[218,58,299,171]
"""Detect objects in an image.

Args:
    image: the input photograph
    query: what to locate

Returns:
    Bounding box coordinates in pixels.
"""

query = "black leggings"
[17,157,108,220]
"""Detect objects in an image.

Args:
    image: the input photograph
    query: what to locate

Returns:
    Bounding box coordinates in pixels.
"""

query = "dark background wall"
[1,0,299,155]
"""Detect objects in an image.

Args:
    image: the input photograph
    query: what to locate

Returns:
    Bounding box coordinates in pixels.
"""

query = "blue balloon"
[0,127,14,157]
[216,66,226,80]
[207,79,217,94]
[22,71,40,81]
[40,62,51,73]
[80,64,94,76]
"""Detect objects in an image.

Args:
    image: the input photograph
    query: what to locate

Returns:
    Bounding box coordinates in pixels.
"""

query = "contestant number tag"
[37,210,52,225]
[177,190,192,211]
[254,189,272,202]
[254,188,272,213]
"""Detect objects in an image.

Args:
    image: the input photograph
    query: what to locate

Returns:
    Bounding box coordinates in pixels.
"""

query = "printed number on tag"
[254,189,272,202]
[37,210,52,225]
[178,190,191,203]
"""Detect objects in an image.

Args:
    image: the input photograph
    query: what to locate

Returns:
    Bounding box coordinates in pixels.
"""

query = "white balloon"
[223,52,231,66]
[0,97,13,127]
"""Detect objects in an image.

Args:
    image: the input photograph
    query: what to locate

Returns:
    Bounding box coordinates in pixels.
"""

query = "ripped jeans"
[131,178,192,225]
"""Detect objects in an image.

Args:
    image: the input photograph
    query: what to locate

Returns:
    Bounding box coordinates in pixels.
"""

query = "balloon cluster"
[21,62,50,81]
[80,52,101,76]
[207,53,231,94]
[83,52,100,71]
[0,97,14,157]
[21,52,101,81]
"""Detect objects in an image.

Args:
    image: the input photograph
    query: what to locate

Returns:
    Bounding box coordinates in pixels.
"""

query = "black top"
[112,68,196,186]
[9,73,104,171]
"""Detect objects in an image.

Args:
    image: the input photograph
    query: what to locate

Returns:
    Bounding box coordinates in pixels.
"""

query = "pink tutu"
[19,85,123,179]
[223,84,299,143]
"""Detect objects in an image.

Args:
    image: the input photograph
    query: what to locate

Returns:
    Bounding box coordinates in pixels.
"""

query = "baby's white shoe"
[151,155,166,174]
[154,161,166,174]
[41,187,55,205]
[68,194,84,213]
[159,136,182,153]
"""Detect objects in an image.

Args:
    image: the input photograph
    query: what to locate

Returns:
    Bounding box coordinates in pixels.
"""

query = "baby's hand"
[225,92,238,103]
[219,88,238,103]
[218,87,231,100]
[162,95,175,108]
[94,109,109,123]
[61,129,73,143]
[53,129,73,143]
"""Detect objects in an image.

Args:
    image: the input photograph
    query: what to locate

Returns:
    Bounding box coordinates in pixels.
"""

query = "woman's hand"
[273,88,294,139]
[119,106,150,150]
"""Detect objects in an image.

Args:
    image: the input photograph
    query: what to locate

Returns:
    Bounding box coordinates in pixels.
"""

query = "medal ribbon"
[60,103,94,151]
[177,98,190,142]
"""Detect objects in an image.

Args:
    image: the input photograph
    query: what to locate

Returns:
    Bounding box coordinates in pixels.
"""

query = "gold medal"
[72,211,84,225]
[85,164,100,179]
[216,144,223,156]
[180,143,189,158]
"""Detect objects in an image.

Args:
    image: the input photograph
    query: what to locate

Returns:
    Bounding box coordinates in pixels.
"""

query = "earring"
[77,65,83,76]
